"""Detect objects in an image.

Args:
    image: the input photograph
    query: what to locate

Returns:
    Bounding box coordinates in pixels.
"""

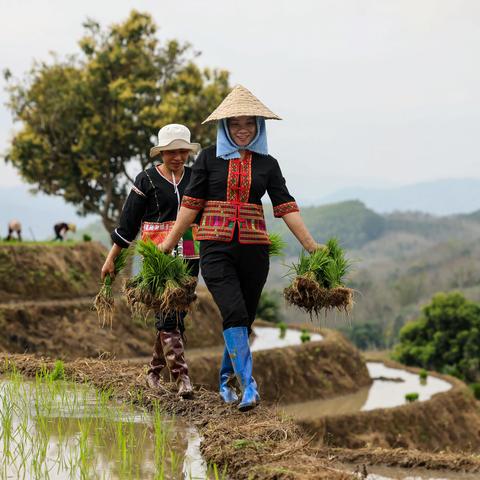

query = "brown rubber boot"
[160,329,194,399]
[146,331,166,390]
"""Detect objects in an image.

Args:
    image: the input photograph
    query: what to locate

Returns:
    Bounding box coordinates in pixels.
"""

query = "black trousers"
[200,234,269,333]
[154,259,199,332]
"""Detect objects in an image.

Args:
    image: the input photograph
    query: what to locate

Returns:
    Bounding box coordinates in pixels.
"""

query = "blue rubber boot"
[219,346,239,403]
[223,327,259,412]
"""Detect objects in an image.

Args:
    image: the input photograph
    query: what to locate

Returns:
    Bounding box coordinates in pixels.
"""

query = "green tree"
[393,292,480,383]
[5,11,230,232]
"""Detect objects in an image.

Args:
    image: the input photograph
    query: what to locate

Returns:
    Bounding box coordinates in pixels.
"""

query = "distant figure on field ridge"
[53,222,76,241]
[5,219,22,241]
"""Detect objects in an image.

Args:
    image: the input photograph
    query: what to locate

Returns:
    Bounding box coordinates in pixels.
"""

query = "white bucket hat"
[150,124,201,158]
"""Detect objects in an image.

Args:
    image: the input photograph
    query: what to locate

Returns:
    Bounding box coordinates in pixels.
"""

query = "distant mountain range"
[317,178,480,216]
[1,178,479,240]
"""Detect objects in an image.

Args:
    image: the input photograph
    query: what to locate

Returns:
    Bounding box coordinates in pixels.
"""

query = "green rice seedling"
[268,233,287,257]
[278,321,287,339]
[284,238,354,318]
[125,239,196,316]
[209,463,228,480]
[405,392,419,403]
[48,360,66,381]
[300,329,311,343]
[94,246,132,328]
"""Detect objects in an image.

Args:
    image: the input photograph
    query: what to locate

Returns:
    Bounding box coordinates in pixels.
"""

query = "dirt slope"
[0,242,224,355]
[0,287,224,358]
[0,242,106,301]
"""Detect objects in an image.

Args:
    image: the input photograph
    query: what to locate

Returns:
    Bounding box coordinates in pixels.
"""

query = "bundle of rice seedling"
[124,239,197,317]
[268,233,287,257]
[284,238,353,317]
[93,247,131,328]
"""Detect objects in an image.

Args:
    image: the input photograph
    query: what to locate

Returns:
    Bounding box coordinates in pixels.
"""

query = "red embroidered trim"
[181,195,205,211]
[227,152,252,203]
[273,201,299,218]
[196,200,269,244]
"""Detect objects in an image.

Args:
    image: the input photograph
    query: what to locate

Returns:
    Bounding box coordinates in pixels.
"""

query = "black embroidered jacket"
[181,146,299,244]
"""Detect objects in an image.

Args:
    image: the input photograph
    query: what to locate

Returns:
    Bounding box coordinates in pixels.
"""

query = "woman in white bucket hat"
[101,124,201,399]
[158,86,322,411]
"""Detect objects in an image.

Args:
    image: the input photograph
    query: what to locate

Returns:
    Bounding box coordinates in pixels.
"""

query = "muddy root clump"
[93,290,114,328]
[284,275,353,317]
[124,276,197,318]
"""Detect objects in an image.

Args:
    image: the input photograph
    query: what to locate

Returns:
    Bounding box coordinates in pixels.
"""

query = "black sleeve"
[266,157,300,218]
[181,150,208,211]
[111,173,149,248]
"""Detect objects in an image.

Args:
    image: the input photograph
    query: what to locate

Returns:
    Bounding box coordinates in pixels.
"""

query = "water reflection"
[0,376,207,479]
[282,362,452,419]
[362,363,451,411]
[250,326,323,351]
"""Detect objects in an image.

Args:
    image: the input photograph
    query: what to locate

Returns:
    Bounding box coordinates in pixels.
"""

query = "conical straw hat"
[202,85,281,124]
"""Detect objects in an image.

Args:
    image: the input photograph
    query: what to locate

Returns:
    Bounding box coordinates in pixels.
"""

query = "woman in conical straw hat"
[159,86,322,411]
[101,124,201,399]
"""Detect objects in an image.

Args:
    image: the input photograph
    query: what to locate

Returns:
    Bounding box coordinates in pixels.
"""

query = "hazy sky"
[1,0,479,201]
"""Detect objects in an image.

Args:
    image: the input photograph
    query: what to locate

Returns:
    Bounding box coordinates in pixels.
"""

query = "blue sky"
[1,0,479,201]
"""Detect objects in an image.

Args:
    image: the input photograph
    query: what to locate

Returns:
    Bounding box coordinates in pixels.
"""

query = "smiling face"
[227,116,257,147]
[160,149,190,173]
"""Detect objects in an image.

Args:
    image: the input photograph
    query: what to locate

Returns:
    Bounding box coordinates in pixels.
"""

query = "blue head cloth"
[216,117,268,160]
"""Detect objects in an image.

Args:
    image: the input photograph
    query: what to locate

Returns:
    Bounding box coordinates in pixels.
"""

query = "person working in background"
[53,222,76,241]
[5,219,22,241]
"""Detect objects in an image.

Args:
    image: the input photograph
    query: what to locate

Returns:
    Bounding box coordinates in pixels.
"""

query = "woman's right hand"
[101,257,116,281]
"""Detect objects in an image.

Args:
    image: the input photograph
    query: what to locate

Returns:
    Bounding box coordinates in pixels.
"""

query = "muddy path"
[0,353,354,480]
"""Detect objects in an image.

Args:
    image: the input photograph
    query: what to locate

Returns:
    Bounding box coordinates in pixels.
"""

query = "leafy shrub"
[393,292,480,383]
[83,233,92,242]
[470,383,480,400]
[257,290,281,323]
[340,322,385,350]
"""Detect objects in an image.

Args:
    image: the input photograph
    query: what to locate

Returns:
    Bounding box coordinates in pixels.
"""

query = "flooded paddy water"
[283,361,452,419]
[0,366,216,480]
[250,326,323,351]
